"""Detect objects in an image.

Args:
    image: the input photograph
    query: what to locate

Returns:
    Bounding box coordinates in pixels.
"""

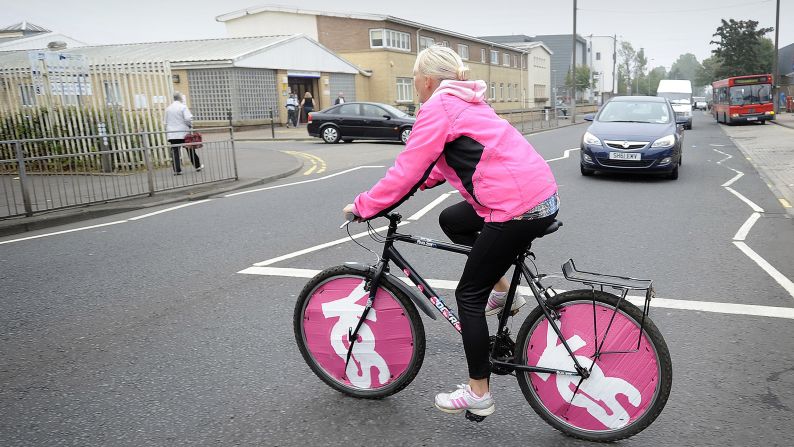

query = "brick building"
[216,5,535,112]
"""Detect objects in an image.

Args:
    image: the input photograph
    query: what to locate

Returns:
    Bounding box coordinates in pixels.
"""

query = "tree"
[710,19,773,78]
[695,55,723,86]
[669,53,704,86]
[565,65,594,93]
[618,41,636,93]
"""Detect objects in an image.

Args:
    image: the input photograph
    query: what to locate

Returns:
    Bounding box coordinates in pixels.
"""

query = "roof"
[216,4,528,53]
[0,35,296,68]
[0,34,363,74]
[478,38,553,55]
[0,21,51,33]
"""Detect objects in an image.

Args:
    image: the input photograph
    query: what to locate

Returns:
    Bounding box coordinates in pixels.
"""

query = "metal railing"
[0,126,238,218]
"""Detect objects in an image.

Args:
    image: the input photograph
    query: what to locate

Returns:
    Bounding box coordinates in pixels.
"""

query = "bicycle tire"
[515,289,672,442]
[294,265,426,399]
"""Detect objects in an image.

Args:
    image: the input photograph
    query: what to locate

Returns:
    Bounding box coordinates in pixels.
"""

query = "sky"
[2,0,791,71]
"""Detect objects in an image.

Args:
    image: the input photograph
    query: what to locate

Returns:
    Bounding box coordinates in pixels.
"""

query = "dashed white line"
[724,187,764,213]
[224,165,385,197]
[733,241,794,298]
[545,148,580,163]
[0,221,127,245]
[733,212,761,241]
[128,200,211,221]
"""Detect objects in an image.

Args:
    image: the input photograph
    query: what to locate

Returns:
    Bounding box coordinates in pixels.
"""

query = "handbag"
[184,131,203,149]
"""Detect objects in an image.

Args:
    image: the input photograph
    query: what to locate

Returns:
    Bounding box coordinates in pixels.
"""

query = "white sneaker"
[196,164,204,172]
[434,384,495,416]
[485,290,526,316]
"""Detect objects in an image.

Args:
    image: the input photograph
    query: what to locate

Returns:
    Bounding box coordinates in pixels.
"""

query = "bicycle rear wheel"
[294,265,425,399]
[515,290,672,442]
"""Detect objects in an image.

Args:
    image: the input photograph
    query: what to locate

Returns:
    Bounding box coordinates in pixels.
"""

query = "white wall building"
[587,35,618,103]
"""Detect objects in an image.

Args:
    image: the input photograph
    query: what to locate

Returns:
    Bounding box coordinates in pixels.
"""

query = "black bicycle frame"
[343,213,589,378]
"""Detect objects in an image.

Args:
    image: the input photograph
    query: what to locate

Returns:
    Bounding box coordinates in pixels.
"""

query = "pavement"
[2,113,792,237]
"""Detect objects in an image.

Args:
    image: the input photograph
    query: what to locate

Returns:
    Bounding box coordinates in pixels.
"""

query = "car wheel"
[668,165,679,180]
[580,165,594,176]
[400,127,412,144]
[322,126,340,144]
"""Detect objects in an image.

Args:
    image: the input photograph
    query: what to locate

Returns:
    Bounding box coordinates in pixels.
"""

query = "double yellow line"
[284,151,327,175]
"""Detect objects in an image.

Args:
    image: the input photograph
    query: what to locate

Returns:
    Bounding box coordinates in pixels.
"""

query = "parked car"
[307,102,415,144]
[580,96,687,180]
[555,99,569,117]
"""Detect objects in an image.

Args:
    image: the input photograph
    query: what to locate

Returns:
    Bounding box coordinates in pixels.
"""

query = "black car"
[307,102,415,144]
[580,96,687,180]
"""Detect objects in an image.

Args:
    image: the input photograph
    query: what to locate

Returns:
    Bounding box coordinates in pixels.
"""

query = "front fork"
[343,260,386,371]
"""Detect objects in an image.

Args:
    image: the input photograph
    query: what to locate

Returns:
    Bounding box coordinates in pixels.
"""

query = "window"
[521,56,526,69]
[490,82,496,100]
[513,55,518,67]
[361,104,387,118]
[515,83,519,100]
[481,48,486,63]
[337,104,359,115]
[503,53,510,66]
[490,50,499,64]
[396,77,413,102]
[104,81,123,105]
[534,84,546,98]
[19,84,36,106]
[596,52,601,61]
[419,36,435,50]
[508,84,513,101]
[500,83,504,101]
[370,29,411,51]
[441,40,449,47]
[458,44,469,60]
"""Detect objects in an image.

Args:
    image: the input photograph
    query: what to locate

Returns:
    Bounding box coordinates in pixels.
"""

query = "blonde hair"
[414,45,469,81]
[304,92,313,99]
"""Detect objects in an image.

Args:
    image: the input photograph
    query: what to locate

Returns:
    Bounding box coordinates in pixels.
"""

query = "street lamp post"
[648,58,655,95]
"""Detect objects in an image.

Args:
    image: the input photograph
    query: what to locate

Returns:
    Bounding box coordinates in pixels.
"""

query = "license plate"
[609,152,641,160]
[746,116,757,121]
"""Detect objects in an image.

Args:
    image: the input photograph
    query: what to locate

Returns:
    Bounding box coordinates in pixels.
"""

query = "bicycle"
[294,212,672,442]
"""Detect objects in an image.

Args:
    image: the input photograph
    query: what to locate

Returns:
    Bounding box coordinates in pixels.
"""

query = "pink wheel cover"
[526,302,660,431]
[303,276,415,389]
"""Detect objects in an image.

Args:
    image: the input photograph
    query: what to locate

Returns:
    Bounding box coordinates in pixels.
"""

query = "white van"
[657,80,693,129]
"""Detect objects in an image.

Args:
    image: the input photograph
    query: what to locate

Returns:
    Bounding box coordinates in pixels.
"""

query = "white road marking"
[733,241,794,299]
[224,166,385,197]
[239,266,794,319]
[128,200,211,221]
[0,221,127,245]
[251,222,410,267]
[725,187,764,213]
[408,192,453,221]
[733,213,761,241]
[721,169,744,187]
[545,148,580,163]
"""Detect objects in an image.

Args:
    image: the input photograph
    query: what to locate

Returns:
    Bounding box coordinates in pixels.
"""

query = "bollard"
[229,111,239,181]
[140,131,155,196]
[98,122,113,173]
[14,141,33,216]
[270,108,275,139]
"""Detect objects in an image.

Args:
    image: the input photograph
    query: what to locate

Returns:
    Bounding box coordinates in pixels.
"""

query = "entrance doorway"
[288,77,320,123]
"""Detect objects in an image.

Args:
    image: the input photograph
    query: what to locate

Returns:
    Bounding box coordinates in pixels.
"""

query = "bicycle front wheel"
[515,290,672,442]
[294,265,426,399]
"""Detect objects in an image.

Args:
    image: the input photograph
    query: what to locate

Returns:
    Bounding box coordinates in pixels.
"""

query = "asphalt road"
[2,113,793,446]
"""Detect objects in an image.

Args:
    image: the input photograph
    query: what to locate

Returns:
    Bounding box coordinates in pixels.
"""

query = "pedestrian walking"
[286,93,299,128]
[300,91,314,124]
[334,91,346,105]
[164,92,202,174]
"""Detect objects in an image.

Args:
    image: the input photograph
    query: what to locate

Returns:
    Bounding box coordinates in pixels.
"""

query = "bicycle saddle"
[537,220,562,238]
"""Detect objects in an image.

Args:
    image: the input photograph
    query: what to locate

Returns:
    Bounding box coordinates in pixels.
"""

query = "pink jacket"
[354,80,557,222]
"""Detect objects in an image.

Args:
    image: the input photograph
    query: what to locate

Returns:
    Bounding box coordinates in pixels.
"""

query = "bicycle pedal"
[509,307,521,317]
[465,411,487,423]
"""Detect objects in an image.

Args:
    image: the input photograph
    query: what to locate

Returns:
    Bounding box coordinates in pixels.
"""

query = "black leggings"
[439,200,558,379]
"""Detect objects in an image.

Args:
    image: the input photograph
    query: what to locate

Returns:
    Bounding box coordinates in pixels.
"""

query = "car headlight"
[651,134,676,148]
[583,131,602,146]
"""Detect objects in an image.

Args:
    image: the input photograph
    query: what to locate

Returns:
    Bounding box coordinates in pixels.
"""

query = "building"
[475,35,554,107]
[777,42,794,98]
[482,34,590,103]
[586,35,618,103]
[216,5,531,112]
[0,34,362,132]
[0,21,87,51]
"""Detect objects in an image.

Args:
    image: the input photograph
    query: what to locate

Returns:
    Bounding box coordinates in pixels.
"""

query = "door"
[359,103,396,139]
[335,103,364,137]
[288,77,320,123]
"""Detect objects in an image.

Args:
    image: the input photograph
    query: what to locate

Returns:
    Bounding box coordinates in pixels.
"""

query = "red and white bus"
[711,74,774,124]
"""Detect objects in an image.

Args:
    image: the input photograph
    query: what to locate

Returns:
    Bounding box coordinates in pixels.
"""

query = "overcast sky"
[2,0,790,70]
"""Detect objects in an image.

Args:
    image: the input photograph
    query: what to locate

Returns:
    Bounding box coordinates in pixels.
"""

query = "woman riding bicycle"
[343,45,558,417]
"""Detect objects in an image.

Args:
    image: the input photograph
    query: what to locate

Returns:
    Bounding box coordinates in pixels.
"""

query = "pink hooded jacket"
[354,80,557,222]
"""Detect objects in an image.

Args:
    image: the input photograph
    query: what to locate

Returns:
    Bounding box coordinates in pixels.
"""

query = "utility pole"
[772,0,781,112]
[612,34,617,94]
[571,0,577,123]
